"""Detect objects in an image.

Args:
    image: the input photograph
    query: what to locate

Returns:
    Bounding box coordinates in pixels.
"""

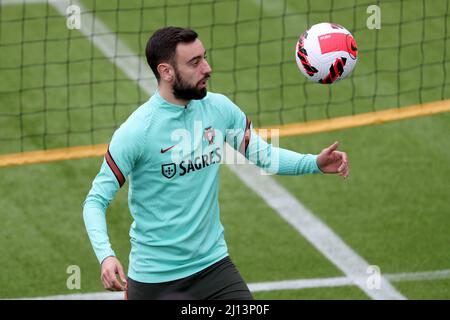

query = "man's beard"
[172,71,209,101]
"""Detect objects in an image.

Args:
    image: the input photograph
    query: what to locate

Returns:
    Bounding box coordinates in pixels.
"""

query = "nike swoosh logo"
[160,144,176,154]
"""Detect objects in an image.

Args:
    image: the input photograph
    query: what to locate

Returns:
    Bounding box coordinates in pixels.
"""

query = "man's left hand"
[316,141,349,178]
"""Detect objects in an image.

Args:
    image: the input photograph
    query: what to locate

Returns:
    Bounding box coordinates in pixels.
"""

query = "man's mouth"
[198,77,210,88]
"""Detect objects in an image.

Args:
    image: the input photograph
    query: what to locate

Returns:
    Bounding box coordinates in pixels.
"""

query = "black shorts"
[126,256,253,300]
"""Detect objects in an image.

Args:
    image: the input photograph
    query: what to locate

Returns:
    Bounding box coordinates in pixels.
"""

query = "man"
[83,27,349,300]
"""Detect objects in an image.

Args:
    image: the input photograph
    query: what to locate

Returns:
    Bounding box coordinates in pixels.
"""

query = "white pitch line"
[248,276,354,292]
[46,0,405,300]
[225,145,406,300]
[23,269,450,299]
[50,0,156,95]
[250,269,450,292]
[385,269,450,283]
[241,0,405,300]
[27,291,125,300]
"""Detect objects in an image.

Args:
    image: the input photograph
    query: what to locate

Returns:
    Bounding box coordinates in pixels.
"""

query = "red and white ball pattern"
[296,22,358,84]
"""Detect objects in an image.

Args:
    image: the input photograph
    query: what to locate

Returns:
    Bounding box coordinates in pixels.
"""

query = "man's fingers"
[110,277,126,291]
[340,165,349,178]
[337,157,349,177]
[337,151,348,171]
[341,152,349,178]
[337,152,347,170]
[341,151,348,165]
[320,144,349,178]
[110,266,126,291]
[100,257,127,291]
[102,269,126,291]
[104,271,126,291]
[101,273,112,290]
[117,265,127,286]
[325,141,339,154]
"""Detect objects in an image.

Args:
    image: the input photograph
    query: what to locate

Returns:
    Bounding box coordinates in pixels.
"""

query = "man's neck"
[158,83,189,107]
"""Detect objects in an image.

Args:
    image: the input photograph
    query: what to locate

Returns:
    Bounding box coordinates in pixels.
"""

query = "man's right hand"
[101,256,127,291]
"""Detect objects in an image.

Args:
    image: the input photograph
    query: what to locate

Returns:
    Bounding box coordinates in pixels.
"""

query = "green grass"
[78,0,450,125]
[0,156,348,298]
[394,279,450,300]
[1,113,449,299]
[0,0,449,299]
[274,112,450,275]
[0,2,144,153]
[0,158,130,297]
[219,166,343,283]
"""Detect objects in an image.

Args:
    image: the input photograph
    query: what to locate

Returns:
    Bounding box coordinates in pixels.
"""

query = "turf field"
[0,0,449,299]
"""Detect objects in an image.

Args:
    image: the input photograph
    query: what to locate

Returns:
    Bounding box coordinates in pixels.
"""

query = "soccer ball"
[296,22,358,84]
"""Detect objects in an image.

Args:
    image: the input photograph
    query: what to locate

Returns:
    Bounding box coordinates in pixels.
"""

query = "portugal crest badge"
[161,163,176,179]
[203,126,215,145]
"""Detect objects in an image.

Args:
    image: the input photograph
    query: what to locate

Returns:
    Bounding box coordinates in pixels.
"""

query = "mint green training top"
[83,90,322,283]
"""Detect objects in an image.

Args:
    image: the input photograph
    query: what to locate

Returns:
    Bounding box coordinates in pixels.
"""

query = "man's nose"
[202,60,212,74]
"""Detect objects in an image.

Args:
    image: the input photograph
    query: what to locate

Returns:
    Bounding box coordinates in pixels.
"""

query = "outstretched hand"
[316,141,349,178]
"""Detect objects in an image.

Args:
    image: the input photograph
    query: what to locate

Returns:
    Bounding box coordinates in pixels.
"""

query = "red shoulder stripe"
[105,149,125,188]
[244,116,251,154]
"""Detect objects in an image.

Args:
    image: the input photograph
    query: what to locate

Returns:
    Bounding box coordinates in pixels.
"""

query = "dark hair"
[145,27,198,81]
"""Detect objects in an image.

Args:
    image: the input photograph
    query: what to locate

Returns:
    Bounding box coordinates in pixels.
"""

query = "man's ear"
[157,63,174,82]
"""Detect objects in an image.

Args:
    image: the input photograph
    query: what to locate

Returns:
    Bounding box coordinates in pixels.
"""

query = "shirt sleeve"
[221,94,322,175]
[82,120,146,264]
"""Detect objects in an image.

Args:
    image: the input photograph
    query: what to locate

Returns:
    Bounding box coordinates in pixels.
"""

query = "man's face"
[171,39,212,101]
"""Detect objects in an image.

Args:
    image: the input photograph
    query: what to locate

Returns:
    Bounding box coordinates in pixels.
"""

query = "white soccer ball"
[295,22,358,84]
